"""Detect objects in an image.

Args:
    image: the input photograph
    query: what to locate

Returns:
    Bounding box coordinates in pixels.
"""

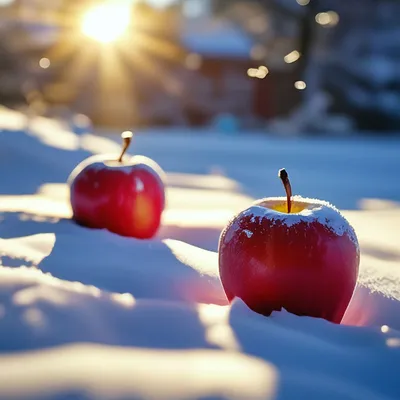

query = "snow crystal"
[135,177,144,192]
[243,229,253,238]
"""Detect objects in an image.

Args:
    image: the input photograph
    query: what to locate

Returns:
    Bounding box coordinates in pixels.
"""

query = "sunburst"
[20,0,186,125]
[81,3,131,43]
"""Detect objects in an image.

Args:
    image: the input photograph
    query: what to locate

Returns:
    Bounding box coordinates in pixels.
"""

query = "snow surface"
[1,107,400,399]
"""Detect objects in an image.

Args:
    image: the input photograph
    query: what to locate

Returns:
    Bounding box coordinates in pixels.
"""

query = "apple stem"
[118,131,133,163]
[278,168,292,213]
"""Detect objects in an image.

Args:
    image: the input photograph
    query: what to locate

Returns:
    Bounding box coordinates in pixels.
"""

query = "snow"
[243,229,253,238]
[1,108,400,399]
[102,128,400,210]
[243,195,358,245]
[135,177,145,192]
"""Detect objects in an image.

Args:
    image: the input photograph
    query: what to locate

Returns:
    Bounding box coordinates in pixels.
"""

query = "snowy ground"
[0,107,400,400]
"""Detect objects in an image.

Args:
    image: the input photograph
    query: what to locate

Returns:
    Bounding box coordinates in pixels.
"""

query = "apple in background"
[68,131,165,239]
[218,169,360,324]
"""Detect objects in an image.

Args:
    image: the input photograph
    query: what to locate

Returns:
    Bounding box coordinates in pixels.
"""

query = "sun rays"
[17,1,187,125]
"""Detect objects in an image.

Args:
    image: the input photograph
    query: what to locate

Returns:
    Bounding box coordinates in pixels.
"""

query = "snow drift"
[1,107,400,399]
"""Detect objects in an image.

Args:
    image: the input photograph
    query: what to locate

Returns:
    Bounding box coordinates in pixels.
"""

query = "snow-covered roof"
[181,20,254,59]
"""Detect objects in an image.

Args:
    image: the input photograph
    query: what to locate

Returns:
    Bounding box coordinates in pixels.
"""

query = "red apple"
[68,131,165,239]
[218,169,359,324]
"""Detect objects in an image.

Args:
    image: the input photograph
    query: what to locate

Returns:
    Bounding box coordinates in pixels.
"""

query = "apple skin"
[68,154,165,239]
[218,196,360,324]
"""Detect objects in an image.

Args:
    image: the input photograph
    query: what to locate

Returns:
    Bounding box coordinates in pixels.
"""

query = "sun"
[81,3,131,43]
[38,1,185,125]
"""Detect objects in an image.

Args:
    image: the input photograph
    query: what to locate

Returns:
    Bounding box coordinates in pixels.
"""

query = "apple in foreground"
[218,169,359,323]
[68,131,165,239]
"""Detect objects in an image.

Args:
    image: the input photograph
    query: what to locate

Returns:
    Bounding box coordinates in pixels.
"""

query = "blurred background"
[1,0,400,134]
